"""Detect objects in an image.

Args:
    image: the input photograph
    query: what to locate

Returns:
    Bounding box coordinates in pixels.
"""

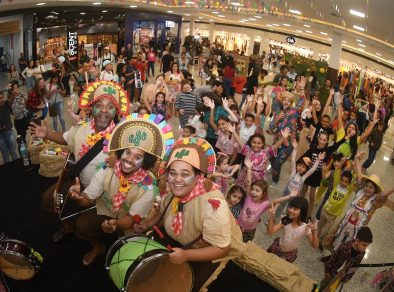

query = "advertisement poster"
[234,55,249,77]
[67,28,78,68]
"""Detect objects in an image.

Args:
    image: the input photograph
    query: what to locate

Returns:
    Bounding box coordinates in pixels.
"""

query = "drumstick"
[153,226,173,252]
[85,71,89,87]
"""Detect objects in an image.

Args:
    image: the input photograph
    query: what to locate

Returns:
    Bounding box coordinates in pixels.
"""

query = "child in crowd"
[319,227,373,291]
[211,116,239,162]
[227,122,290,190]
[274,140,325,220]
[181,125,196,138]
[238,158,270,242]
[135,105,150,115]
[362,121,385,173]
[175,80,201,128]
[225,184,246,220]
[187,105,207,139]
[211,153,240,193]
[267,197,319,263]
[151,92,167,118]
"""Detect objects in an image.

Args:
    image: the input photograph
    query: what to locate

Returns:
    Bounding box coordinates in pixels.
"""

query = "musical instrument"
[53,152,95,220]
[321,260,353,292]
[0,238,43,280]
[105,235,194,292]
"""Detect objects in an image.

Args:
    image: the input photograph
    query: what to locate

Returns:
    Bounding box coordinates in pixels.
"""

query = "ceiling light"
[92,2,101,5]
[36,2,46,5]
[283,24,291,27]
[102,10,108,13]
[198,16,203,19]
[349,9,365,18]
[218,15,225,18]
[356,39,362,43]
[46,15,56,19]
[295,30,302,33]
[80,12,86,15]
[289,9,301,15]
[272,24,280,27]
[320,32,328,35]
[327,38,332,41]
[184,13,190,16]
[209,19,213,22]
[212,11,219,14]
[185,1,194,4]
[129,5,137,8]
[353,25,365,32]
[303,24,311,28]
[50,11,59,15]
[239,20,245,23]
[249,18,256,21]
[376,53,382,56]
[305,30,312,33]
[359,43,366,47]
[266,24,273,27]
[358,48,365,51]
[254,15,262,18]
[342,40,347,43]
[389,60,394,64]
[230,2,242,6]
[167,10,173,13]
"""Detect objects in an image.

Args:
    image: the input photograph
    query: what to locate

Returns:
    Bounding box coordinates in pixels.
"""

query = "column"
[329,31,343,70]
[209,22,215,43]
[189,18,195,36]
[248,34,256,56]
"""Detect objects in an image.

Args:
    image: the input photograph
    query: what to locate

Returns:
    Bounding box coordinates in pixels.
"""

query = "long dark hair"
[346,122,359,160]
[281,197,308,225]
[32,78,47,99]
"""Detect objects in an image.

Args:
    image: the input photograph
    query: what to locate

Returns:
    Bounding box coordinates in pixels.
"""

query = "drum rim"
[1,239,31,250]
[0,252,36,280]
[124,252,194,292]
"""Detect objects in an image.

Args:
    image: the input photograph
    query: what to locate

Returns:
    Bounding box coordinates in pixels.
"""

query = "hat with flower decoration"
[104,113,174,159]
[79,80,129,116]
[159,137,216,175]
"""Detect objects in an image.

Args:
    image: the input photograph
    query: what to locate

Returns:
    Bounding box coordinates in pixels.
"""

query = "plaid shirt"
[325,240,365,281]
[27,90,44,110]
[204,106,229,139]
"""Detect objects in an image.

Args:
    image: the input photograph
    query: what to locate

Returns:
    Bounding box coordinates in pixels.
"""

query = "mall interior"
[0,1,393,292]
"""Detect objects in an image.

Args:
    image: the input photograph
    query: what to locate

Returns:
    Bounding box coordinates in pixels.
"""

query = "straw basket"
[38,145,69,177]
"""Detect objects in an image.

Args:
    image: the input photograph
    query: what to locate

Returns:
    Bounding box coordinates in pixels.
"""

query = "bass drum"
[0,239,42,280]
[105,235,194,292]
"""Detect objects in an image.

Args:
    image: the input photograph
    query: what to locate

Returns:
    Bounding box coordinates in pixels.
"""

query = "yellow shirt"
[336,127,361,158]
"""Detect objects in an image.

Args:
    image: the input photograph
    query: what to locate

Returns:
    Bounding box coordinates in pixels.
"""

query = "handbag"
[49,104,57,117]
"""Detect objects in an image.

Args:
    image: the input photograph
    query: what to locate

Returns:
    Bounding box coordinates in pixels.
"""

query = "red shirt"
[223,66,235,79]
[28,90,44,110]
[232,76,247,94]
[132,60,147,81]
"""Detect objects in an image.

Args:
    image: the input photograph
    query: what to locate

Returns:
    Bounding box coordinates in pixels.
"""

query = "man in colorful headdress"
[134,138,316,292]
[67,113,174,266]
[29,81,129,238]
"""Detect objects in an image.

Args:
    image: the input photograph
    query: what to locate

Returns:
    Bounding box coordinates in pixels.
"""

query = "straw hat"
[362,174,384,193]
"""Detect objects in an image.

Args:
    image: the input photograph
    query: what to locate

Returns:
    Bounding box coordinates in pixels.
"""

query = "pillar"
[209,22,215,43]
[329,31,343,70]
[189,18,195,36]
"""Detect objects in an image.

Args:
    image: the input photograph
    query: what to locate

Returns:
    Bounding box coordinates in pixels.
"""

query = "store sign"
[0,21,20,35]
[67,30,78,66]
[165,21,175,28]
[286,36,296,45]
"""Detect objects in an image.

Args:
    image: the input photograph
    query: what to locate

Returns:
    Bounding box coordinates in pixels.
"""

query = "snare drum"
[0,239,42,280]
[105,235,194,292]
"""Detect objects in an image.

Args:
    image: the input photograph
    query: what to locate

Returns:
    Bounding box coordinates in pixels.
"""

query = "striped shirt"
[175,91,202,128]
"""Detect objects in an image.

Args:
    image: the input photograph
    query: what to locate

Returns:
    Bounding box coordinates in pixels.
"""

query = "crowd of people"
[1,36,394,291]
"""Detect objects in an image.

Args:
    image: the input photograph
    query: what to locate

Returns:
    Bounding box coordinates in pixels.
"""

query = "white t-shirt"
[239,121,257,144]
[188,115,207,138]
[84,169,155,217]
[100,70,115,81]
[279,223,311,252]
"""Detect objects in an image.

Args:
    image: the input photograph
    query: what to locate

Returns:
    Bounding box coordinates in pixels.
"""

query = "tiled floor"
[1,67,393,291]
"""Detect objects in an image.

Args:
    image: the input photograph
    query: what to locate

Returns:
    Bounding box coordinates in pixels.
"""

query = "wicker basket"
[38,145,69,177]
[28,139,47,165]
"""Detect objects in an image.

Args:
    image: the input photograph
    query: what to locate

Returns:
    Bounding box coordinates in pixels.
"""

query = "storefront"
[214,30,251,53]
[0,15,23,68]
[36,26,67,60]
[125,12,182,53]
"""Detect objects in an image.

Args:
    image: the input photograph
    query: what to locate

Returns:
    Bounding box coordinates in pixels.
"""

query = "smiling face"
[296,163,307,174]
[317,133,328,148]
[227,191,243,207]
[38,79,45,89]
[217,119,228,133]
[287,206,301,220]
[364,181,377,196]
[218,157,229,172]
[282,96,291,109]
[244,116,254,128]
[120,147,145,175]
[251,136,264,152]
[339,175,351,188]
[156,93,165,104]
[321,116,330,129]
[250,184,264,202]
[167,161,197,198]
[92,98,116,131]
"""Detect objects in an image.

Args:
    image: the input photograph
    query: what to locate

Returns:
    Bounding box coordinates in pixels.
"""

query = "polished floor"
[0,66,393,291]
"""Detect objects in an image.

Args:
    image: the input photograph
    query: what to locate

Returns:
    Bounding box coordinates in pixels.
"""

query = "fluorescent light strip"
[353,25,365,32]
[295,30,302,33]
[266,24,273,27]
[359,44,366,47]
[305,30,312,33]
[356,39,363,43]
[184,14,190,16]
[304,24,311,27]
[254,15,262,18]
[249,18,256,21]
[283,23,291,27]
[129,5,137,8]
[376,53,382,56]
[349,9,365,18]
[272,24,280,27]
[92,2,101,5]
[36,2,46,5]
[289,9,302,15]
[167,10,173,13]
[212,11,219,14]
[218,15,226,18]
[320,32,328,35]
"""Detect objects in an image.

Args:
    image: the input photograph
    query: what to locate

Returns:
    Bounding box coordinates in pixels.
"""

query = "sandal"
[82,247,105,266]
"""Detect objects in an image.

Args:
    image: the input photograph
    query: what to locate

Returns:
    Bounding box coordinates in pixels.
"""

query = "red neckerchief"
[112,160,148,212]
[78,120,115,159]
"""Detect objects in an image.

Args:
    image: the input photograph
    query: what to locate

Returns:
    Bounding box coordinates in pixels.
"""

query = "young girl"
[267,197,319,263]
[135,105,150,115]
[175,80,200,128]
[225,185,246,220]
[211,116,239,162]
[211,153,240,193]
[187,105,207,139]
[238,158,270,242]
[151,92,167,118]
[227,122,290,190]
[274,140,325,220]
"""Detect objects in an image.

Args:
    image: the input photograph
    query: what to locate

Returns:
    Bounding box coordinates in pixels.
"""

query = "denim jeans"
[0,130,19,163]
[25,76,35,92]
[362,148,377,169]
[52,102,66,132]
[271,143,293,183]
[223,78,233,97]
[148,61,155,76]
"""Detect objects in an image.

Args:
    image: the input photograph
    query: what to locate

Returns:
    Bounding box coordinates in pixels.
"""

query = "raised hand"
[277,111,285,121]
[281,127,291,139]
[102,219,117,233]
[244,158,253,169]
[203,97,215,109]
[355,151,366,160]
[256,97,263,105]
[318,152,326,161]
[298,76,307,89]
[225,122,236,133]
[292,138,298,149]
[69,177,83,200]
[246,95,253,103]
[372,111,380,124]
[306,218,319,234]
[28,121,48,139]
[329,88,335,96]
[268,203,278,218]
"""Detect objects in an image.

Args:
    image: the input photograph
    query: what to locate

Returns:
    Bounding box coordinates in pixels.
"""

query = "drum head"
[0,252,35,280]
[125,254,193,292]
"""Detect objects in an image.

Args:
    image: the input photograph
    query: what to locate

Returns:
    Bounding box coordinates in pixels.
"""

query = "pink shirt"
[147,52,156,62]
[238,195,270,230]
[215,131,239,155]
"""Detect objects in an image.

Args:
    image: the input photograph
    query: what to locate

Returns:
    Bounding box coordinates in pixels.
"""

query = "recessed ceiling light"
[295,30,302,33]
[218,15,225,18]
[129,5,137,8]
[230,2,242,6]
[212,11,219,14]
[184,13,190,16]
[353,25,365,32]
[272,24,280,27]
[289,9,301,15]
[195,19,199,22]
[198,16,203,19]
[80,12,86,15]
[349,9,365,18]
[102,10,108,13]
[320,32,328,35]
[92,2,101,5]
[167,10,173,13]
[254,15,262,18]
[283,23,291,27]
[266,24,273,27]
[376,53,382,56]
[249,18,256,21]
[358,48,365,51]
[342,40,347,43]
[359,44,366,47]
[239,20,245,23]
[305,30,312,33]
[356,39,363,43]
[36,2,46,5]
[327,38,332,41]
[185,1,194,4]
[209,19,213,22]
[50,11,59,15]
[303,24,311,28]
